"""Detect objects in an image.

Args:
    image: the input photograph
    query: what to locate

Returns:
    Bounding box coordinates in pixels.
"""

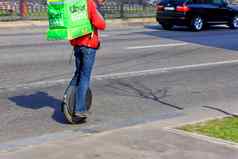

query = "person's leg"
[65,47,82,94]
[75,47,96,114]
[63,46,82,118]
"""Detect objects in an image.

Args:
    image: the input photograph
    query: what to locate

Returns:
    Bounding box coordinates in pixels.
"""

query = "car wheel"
[160,23,174,30]
[190,16,204,31]
[229,15,238,29]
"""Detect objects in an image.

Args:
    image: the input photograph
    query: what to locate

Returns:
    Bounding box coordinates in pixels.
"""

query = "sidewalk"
[1,106,238,159]
[0,18,156,29]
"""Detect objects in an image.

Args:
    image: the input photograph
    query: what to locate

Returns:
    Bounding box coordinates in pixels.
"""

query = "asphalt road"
[0,24,238,145]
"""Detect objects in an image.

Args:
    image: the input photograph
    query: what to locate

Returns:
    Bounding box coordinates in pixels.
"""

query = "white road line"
[1,59,238,92]
[0,79,70,92]
[125,43,189,50]
[93,59,238,80]
[101,34,109,37]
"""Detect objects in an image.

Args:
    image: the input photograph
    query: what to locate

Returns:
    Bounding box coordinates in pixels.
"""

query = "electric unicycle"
[61,85,92,124]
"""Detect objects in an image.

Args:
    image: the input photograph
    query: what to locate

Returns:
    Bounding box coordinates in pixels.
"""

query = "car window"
[207,0,225,4]
[160,0,190,4]
[192,0,207,4]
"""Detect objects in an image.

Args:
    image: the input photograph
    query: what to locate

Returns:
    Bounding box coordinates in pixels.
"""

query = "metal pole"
[120,1,124,19]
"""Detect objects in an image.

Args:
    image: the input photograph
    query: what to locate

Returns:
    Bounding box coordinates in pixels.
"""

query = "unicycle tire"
[61,86,92,124]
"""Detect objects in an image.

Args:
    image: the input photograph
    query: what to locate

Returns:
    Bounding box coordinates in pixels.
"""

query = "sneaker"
[74,111,89,118]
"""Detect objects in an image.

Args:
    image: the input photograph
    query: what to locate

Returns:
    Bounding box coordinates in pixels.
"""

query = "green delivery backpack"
[47,0,93,40]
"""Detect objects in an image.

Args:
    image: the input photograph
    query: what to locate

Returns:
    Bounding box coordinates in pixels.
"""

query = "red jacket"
[70,0,106,49]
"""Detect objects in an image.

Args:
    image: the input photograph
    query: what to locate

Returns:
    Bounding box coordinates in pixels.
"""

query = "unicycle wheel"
[62,87,93,124]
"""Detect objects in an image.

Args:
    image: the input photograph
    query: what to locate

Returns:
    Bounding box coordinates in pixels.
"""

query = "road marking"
[1,59,238,92]
[101,34,109,37]
[93,59,238,80]
[125,43,189,50]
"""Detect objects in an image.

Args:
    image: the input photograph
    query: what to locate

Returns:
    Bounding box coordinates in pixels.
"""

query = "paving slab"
[1,123,238,159]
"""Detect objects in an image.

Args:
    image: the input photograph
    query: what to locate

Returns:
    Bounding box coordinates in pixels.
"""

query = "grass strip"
[179,116,238,143]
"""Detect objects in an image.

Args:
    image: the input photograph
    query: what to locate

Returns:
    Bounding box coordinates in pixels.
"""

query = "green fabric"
[47,0,93,40]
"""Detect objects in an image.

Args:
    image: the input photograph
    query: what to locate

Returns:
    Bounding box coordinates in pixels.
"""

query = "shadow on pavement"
[143,24,238,51]
[203,105,238,117]
[104,79,183,110]
[8,91,67,124]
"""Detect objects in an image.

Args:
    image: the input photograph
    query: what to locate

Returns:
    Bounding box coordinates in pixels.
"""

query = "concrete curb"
[1,111,238,159]
[0,18,156,29]
[1,106,238,154]
[166,128,238,150]
[0,20,48,28]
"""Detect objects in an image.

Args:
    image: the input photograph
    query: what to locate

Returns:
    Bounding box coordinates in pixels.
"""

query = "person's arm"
[88,0,106,30]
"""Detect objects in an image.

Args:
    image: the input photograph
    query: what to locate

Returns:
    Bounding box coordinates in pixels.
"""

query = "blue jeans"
[68,46,96,113]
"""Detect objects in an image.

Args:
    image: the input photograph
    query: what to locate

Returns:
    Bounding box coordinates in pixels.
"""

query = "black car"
[156,0,238,31]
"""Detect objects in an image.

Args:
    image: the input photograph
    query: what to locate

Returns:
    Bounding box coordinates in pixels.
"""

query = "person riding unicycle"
[67,0,106,122]
[47,0,106,123]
